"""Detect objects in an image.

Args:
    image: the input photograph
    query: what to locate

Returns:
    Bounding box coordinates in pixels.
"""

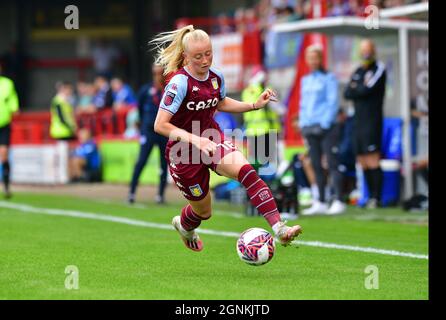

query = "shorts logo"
[189,184,203,197]
[211,78,219,90]
[164,91,176,106]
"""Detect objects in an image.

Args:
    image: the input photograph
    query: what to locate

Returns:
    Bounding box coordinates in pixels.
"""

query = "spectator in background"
[74,81,97,136]
[244,8,259,32]
[91,38,120,79]
[292,113,324,205]
[242,66,282,175]
[344,39,386,209]
[214,13,235,34]
[234,7,259,34]
[368,0,384,9]
[92,75,113,110]
[294,1,307,20]
[384,0,405,8]
[0,64,19,199]
[303,0,313,18]
[234,8,247,33]
[410,97,428,196]
[214,111,237,132]
[336,106,357,199]
[69,128,101,182]
[257,0,274,31]
[123,108,139,139]
[345,0,365,16]
[128,64,168,205]
[272,0,297,9]
[298,44,345,215]
[276,6,300,23]
[328,0,347,16]
[49,81,77,141]
[111,77,137,110]
[75,81,96,114]
[413,158,428,193]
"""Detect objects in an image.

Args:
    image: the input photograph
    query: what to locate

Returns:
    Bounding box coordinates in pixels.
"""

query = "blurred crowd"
[212,0,428,35]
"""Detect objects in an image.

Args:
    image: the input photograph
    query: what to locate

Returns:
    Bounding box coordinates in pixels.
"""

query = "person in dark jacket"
[128,64,168,204]
[344,39,386,209]
[92,75,113,110]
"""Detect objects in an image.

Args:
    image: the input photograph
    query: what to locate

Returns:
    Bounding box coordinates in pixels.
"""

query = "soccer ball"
[236,228,275,266]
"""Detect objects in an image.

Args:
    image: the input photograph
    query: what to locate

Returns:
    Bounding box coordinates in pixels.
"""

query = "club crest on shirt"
[211,77,219,90]
[164,91,176,106]
[189,184,203,197]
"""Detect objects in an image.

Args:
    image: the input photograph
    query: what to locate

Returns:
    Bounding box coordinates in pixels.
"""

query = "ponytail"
[149,25,210,75]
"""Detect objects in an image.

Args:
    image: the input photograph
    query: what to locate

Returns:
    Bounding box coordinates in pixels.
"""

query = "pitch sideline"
[0,201,428,260]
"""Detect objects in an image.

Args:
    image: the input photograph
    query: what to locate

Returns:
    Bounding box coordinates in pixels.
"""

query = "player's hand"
[194,137,218,157]
[254,88,278,110]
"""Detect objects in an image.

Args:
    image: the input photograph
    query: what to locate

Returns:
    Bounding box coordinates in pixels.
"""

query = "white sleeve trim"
[366,61,386,88]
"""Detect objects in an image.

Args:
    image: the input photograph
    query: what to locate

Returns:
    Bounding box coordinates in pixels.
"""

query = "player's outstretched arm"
[154,109,217,156]
[217,88,277,113]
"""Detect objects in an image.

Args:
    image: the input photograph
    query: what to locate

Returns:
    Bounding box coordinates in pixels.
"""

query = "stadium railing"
[11,107,131,145]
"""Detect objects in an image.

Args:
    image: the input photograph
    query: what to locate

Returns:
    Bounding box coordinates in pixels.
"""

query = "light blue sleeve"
[210,67,226,99]
[298,76,309,128]
[320,73,339,129]
[159,74,188,115]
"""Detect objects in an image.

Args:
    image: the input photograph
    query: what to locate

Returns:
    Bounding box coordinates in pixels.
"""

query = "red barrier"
[11,107,132,145]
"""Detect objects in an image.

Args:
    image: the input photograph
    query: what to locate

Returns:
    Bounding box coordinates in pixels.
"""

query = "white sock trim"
[240,169,256,184]
[272,221,283,235]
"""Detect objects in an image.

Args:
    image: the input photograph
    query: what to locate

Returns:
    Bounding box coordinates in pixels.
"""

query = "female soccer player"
[152,25,302,251]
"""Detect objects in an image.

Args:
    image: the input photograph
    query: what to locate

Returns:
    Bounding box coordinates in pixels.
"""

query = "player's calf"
[180,204,211,231]
[238,164,281,227]
[238,164,303,245]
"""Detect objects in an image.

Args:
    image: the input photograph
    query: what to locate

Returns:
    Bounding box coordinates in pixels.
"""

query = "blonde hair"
[150,25,210,75]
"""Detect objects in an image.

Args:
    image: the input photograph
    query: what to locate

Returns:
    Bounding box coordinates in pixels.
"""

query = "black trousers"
[303,125,343,203]
[0,124,11,146]
[129,130,168,198]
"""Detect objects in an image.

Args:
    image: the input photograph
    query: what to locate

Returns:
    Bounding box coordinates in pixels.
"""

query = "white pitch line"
[295,241,428,260]
[0,201,428,260]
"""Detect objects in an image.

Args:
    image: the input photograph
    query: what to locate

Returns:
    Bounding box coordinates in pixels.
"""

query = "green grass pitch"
[0,192,428,300]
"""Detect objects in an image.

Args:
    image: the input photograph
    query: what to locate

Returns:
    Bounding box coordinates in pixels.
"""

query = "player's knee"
[191,199,212,219]
[196,209,212,220]
[202,211,212,220]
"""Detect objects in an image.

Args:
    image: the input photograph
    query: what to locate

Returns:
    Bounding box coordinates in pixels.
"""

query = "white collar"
[184,66,209,81]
